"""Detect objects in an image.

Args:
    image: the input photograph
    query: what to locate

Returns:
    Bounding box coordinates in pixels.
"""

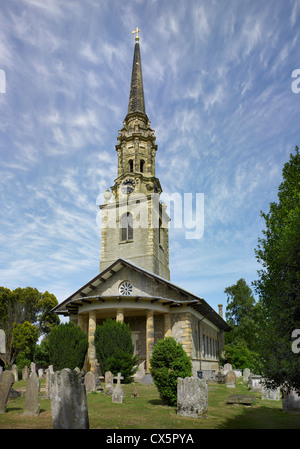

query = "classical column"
[88,311,96,372]
[164,313,172,337]
[146,310,154,373]
[116,309,124,323]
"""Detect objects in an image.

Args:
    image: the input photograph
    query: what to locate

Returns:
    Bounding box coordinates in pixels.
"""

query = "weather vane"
[132,27,141,41]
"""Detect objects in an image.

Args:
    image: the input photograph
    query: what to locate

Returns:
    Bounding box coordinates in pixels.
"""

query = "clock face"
[121,178,136,194]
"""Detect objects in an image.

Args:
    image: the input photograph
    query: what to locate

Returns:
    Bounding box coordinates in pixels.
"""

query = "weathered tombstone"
[48,365,54,374]
[112,373,124,403]
[282,389,300,413]
[104,371,113,395]
[24,372,40,416]
[226,394,254,405]
[224,363,232,373]
[38,368,44,378]
[243,368,251,382]
[232,369,242,378]
[22,366,29,381]
[261,384,280,401]
[0,330,6,354]
[225,370,236,388]
[217,371,226,384]
[84,371,96,393]
[11,364,18,382]
[49,368,89,429]
[248,375,263,391]
[30,362,36,374]
[177,377,208,418]
[0,370,15,413]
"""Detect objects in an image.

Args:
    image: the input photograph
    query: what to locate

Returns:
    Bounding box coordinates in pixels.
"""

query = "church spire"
[128,28,145,115]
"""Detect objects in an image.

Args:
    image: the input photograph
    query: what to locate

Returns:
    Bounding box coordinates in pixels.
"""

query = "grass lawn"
[0,378,299,429]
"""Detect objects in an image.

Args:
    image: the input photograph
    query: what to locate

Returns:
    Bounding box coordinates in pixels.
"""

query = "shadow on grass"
[219,403,300,429]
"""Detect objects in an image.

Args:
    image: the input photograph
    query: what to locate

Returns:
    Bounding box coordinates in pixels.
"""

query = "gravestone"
[261,384,280,401]
[22,366,29,381]
[243,368,251,382]
[24,372,40,416]
[104,371,113,395]
[282,389,300,413]
[84,371,96,393]
[177,377,208,418]
[0,370,15,413]
[49,368,89,429]
[248,375,263,391]
[112,373,124,403]
[225,370,236,388]
[11,364,18,382]
[30,362,36,374]
[224,363,232,373]
[0,330,6,354]
[38,368,44,378]
[226,394,254,405]
[232,369,242,378]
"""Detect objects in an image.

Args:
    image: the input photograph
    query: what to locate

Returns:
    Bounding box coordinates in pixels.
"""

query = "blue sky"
[0,0,299,320]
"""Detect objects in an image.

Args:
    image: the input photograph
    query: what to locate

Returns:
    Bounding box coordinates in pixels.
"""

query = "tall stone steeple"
[99,31,170,280]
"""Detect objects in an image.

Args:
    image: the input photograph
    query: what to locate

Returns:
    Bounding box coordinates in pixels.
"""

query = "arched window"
[140,159,145,173]
[128,159,134,172]
[120,212,133,241]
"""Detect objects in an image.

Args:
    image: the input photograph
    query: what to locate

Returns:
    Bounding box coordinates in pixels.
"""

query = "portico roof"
[51,258,230,331]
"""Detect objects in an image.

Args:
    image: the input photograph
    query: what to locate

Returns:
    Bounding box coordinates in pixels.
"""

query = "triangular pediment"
[51,258,229,330]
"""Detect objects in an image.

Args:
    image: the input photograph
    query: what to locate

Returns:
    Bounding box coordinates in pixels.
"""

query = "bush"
[150,337,192,406]
[48,322,88,371]
[220,342,263,374]
[94,318,138,383]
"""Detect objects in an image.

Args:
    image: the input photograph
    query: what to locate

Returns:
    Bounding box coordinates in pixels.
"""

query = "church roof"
[51,258,230,331]
[127,40,146,115]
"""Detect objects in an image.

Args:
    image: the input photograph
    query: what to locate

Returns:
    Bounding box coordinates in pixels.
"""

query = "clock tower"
[99,31,170,280]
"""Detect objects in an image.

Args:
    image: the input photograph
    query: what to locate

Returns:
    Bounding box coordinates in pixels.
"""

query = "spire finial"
[132,27,141,41]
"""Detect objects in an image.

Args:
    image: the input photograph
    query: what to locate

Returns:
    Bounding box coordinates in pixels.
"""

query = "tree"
[253,146,300,393]
[150,337,192,407]
[0,286,60,366]
[94,319,138,383]
[48,322,88,371]
[224,278,261,351]
[11,321,39,371]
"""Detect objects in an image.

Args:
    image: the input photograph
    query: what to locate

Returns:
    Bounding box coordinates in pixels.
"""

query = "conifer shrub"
[150,337,192,406]
[94,318,138,383]
[48,322,88,371]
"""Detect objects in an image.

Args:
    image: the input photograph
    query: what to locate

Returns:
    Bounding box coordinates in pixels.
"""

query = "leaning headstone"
[177,377,208,418]
[24,372,40,416]
[0,330,6,354]
[225,370,236,388]
[282,389,300,413]
[49,368,89,429]
[0,370,15,413]
[11,364,18,382]
[261,384,280,401]
[84,371,96,393]
[112,373,124,403]
[22,366,29,381]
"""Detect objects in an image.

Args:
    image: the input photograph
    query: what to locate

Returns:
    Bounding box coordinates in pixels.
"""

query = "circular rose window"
[119,281,133,296]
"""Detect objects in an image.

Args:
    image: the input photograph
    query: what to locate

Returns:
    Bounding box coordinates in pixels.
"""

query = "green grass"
[0,379,299,429]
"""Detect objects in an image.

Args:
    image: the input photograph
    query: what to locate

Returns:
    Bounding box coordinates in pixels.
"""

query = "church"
[51,30,229,379]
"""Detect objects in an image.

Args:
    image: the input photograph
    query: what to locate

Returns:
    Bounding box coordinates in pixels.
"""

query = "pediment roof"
[51,258,230,331]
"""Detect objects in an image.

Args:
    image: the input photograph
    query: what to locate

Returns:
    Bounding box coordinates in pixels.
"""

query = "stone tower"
[99,32,170,280]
